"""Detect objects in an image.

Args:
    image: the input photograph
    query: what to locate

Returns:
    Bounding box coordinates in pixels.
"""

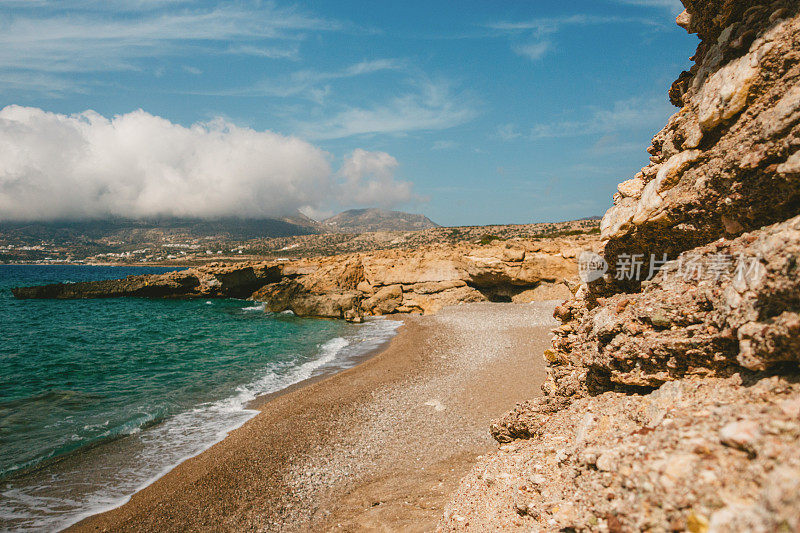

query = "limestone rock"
[14,233,599,323]
[11,262,281,299]
[443,3,800,530]
[362,285,403,315]
[549,216,800,394]
[617,177,645,198]
[363,254,464,286]
[598,1,800,290]
[510,282,572,303]
[445,376,800,532]
[696,49,758,130]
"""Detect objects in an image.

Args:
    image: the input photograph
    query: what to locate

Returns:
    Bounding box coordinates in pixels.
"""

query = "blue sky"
[0,0,695,226]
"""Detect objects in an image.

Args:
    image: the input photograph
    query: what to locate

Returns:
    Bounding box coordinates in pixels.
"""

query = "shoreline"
[0,307,401,532]
[68,302,556,531]
[247,323,404,411]
[66,314,423,532]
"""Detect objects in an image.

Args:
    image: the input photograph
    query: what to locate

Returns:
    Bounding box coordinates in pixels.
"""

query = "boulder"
[510,282,572,303]
[362,285,403,315]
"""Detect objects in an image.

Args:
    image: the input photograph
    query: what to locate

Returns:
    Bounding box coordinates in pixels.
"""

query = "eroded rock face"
[600,0,800,292]
[442,376,800,532]
[548,216,800,397]
[249,239,587,319]
[443,2,800,530]
[541,0,800,401]
[13,236,594,320]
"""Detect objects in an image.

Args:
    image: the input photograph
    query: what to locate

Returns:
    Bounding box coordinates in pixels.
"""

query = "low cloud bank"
[0,105,413,221]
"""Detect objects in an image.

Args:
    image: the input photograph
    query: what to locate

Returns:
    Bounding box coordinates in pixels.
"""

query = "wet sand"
[70,302,556,532]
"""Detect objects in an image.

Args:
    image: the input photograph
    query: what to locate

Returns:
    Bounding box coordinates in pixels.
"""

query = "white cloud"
[496,123,523,140]
[588,133,648,155]
[0,0,193,10]
[0,71,83,96]
[298,205,334,222]
[431,140,457,150]
[489,14,667,34]
[221,59,404,99]
[225,45,300,61]
[295,80,477,140]
[514,41,551,61]
[0,2,338,79]
[0,106,415,221]
[490,15,634,35]
[489,14,670,61]
[612,0,684,14]
[526,97,674,139]
[336,149,413,207]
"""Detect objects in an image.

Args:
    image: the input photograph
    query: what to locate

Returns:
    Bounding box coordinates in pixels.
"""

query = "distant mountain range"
[321,209,439,233]
[0,209,439,245]
[0,214,320,244]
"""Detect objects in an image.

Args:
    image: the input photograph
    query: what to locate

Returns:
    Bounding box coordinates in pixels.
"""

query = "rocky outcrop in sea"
[441,1,800,530]
[12,236,596,320]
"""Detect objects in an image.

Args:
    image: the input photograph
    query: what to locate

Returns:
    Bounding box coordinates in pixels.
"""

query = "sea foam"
[0,316,400,532]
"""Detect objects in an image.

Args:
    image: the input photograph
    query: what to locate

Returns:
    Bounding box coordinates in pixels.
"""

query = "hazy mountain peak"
[322,209,438,233]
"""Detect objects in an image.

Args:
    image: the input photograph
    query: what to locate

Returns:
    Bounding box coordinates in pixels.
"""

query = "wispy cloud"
[588,133,648,155]
[489,13,670,61]
[225,44,301,61]
[612,0,684,14]
[431,140,457,150]
[0,1,341,92]
[202,59,404,102]
[496,123,522,141]
[533,97,673,139]
[0,71,84,96]
[0,0,194,10]
[295,80,477,140]
[488,14,658,35]
[514,41,550,61]
[501,97,674,141]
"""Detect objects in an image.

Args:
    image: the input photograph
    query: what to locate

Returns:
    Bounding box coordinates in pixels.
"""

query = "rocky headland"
[11,235,598,320]
[441,1,800,531]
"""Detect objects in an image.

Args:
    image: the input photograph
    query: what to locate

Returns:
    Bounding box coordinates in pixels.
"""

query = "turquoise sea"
[0,265,399,531]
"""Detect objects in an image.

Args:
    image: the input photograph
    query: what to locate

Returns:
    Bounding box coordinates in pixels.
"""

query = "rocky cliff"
[441,1,800,531]
[252,238,590,320]
[12,235,597,319]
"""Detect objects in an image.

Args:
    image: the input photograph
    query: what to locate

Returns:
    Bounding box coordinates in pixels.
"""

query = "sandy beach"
[69,302,556,532]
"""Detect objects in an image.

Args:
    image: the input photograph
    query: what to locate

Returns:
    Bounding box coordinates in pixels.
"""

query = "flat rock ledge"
[11,236,597,320]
